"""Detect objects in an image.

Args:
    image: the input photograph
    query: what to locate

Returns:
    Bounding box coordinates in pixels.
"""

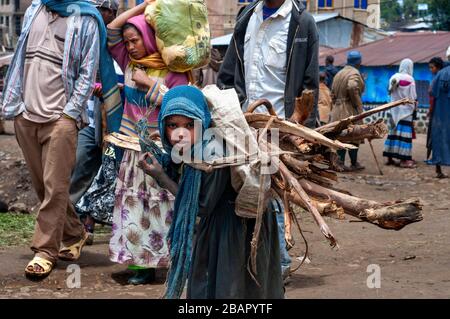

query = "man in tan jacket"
[329,51,365,171]
[318,72,333,125]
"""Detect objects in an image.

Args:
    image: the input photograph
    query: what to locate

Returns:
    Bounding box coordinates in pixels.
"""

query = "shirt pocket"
[54,34,66,54]
[265,37,287,70]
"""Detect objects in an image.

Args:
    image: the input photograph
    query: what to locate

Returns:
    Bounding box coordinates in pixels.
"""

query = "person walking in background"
[429,49,450,178]
[106,2,190,285]
[69,0,120,246]
[329,51,365,172]
[324,55,339,89]
[0,116,5,134]
[217,0,319,283]
[318,71,333,125]
[383,59,417,168]
[195,47,223,87]
[426,57,445,161]
[446,46,450,67]
[0,0,120,278]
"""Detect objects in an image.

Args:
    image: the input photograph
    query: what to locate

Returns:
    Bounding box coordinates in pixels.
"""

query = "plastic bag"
[201,85,271,218]
[145,0,211,73]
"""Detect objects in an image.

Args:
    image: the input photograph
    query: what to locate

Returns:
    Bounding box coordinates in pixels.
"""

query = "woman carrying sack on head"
[106,2,190,285]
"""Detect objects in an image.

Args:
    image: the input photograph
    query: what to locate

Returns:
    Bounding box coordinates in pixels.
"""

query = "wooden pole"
[368,139,383,176]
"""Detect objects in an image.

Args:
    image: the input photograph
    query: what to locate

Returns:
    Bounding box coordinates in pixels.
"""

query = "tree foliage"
[381,0,402,24]
[429,0,450,30]
[381,0,449,31]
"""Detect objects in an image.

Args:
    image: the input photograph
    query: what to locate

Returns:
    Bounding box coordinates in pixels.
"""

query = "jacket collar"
[254,0,292,19]
[235,0,304,34]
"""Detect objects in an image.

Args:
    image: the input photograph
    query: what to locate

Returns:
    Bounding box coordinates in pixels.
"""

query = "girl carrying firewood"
[138,85,284,299]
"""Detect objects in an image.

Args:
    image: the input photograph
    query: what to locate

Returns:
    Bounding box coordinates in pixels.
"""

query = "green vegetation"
[0,213,112,247]
[381,0,450,31]
[0,213,35,247]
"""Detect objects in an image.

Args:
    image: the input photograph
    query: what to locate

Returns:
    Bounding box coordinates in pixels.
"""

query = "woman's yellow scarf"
[130,52,195,83]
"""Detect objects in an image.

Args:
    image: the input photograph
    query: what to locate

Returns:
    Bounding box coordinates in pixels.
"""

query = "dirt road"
[1,120,449,299]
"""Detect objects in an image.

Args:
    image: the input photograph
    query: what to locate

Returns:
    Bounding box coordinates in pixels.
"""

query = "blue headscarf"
[347,50,362,67]
[41,0,123,134]
[158,85,211,299]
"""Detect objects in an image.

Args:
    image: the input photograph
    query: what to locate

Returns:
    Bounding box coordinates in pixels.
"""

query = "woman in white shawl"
[383,59,418,168]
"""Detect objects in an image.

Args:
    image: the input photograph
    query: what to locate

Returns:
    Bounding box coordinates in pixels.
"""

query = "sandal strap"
[59,233,89,260]
[26,256,53,272]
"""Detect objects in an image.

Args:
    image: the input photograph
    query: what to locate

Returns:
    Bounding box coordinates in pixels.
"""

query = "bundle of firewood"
[104,87,424,276]
[245,92,424,252]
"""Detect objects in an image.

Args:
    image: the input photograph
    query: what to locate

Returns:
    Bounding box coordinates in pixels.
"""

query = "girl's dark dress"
[186,167,284,299]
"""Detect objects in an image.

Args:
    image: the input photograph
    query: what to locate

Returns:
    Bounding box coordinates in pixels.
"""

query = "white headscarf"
[388,58,417,127]
[399,58,414,76]
[446,45,450,60]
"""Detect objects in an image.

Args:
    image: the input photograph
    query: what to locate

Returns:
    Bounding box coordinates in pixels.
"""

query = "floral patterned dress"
[107,16,188,269]
[109,149,175,268]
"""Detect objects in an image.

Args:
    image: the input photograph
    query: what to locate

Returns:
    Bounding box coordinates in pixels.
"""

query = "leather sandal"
[25,256,54,278]
[58,232,89,261]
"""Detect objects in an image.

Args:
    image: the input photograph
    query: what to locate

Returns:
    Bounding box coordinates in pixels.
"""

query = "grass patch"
[0,213,35,247]
[0,213,112,247]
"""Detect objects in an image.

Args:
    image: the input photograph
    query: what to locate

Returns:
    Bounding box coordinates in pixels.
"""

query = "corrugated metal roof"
[404,22,432,30]
[322,32,450,66]
[312,12,339,23]
[211,33,232,46]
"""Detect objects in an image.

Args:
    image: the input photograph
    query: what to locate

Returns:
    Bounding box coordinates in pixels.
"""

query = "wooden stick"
[246,99,278,116]
[317,98,414,135]
[278,161,338,248]
[336,121,388,143]
[298,179,423,230]
[368,139,383,175]
[246,113,357,150]
[290,89,315,124]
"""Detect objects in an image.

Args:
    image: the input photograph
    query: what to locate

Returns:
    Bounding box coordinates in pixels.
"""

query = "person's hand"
[138,152,164,179]
[93,83,103,98]
[132,68,154,89]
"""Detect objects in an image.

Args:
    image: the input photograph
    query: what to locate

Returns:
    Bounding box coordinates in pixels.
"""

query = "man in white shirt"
[218,0,319,283]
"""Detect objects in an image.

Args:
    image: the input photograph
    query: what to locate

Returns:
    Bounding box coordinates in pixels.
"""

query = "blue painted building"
[322,32,450,109]
[360,63,432,108]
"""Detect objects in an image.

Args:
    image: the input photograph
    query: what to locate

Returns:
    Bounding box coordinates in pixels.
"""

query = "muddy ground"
[1,120,449,299]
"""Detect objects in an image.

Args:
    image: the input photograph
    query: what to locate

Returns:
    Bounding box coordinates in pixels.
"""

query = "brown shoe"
[350,162,365,171]
[399,160,416,169]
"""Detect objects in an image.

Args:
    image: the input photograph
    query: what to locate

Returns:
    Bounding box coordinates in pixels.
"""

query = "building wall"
[0,0,32,48]
[317,17,384,48]
[206,0,243,37]
[207,0,382,38]
[362,105,429,133]
[360,63,431,107]
[309,0,380,29]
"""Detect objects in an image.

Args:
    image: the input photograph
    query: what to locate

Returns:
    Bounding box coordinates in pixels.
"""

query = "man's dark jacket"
[217,0,319,128]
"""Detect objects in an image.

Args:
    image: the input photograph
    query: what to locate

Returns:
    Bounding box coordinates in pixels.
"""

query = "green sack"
[145,0,211,73]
